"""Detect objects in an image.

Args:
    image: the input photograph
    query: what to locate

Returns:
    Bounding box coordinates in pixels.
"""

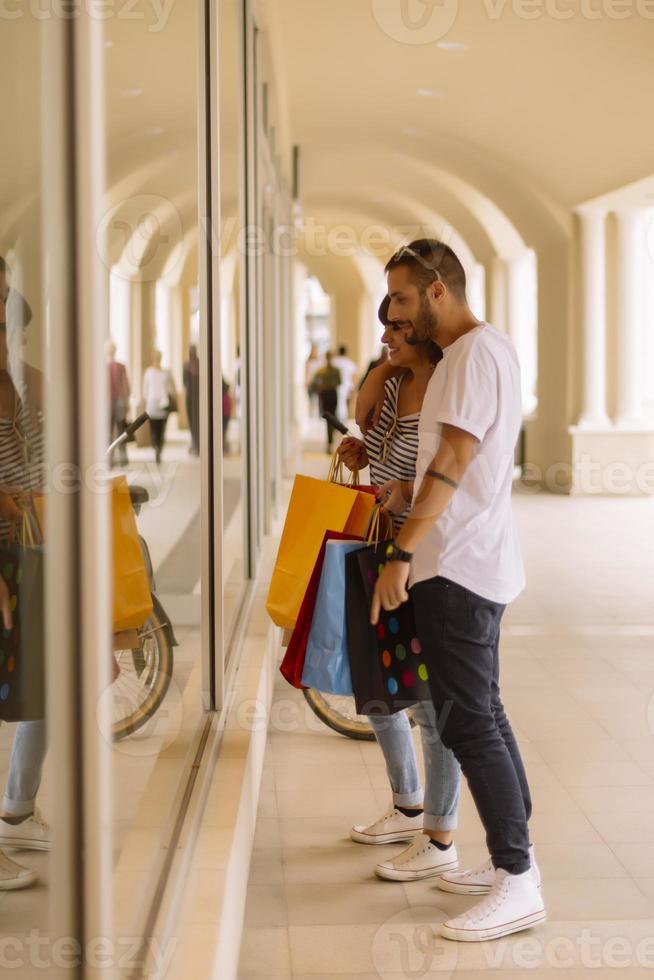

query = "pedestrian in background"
[142,351,176,465]
[312,351,341,454]
[106,339,131,467]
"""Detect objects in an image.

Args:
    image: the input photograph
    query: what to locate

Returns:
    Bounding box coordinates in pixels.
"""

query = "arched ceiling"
[266,0,654,220]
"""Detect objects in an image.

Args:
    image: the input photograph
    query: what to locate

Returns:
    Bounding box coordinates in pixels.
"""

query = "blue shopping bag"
[301,539,367,695]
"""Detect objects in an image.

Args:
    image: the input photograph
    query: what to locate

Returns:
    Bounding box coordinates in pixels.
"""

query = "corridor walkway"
[238,458,654,978]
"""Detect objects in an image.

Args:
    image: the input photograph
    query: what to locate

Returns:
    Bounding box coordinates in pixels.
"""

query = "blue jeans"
[2,721,46,818]
[368,700,461,831]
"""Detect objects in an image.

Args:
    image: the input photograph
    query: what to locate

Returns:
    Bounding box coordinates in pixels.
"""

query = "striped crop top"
[364,375,419,530]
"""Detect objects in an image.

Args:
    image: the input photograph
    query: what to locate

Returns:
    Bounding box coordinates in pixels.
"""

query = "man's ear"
[428,279,446,303]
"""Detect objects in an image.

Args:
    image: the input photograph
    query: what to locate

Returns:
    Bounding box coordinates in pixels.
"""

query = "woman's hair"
[377,295,442,365]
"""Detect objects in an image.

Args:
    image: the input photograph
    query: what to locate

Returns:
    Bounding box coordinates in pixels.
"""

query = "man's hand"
[371,561,410,624]
[0,575,13,631]
[338,437,368,471]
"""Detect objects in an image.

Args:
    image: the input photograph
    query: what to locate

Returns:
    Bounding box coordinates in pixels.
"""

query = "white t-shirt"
[409,322,525,604]
[142,366,175,420]
[332,355,357,393]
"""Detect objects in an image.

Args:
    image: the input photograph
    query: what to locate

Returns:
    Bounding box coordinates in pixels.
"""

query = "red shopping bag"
[279,529,363,689]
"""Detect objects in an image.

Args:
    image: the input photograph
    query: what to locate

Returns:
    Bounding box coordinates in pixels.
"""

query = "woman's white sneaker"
[440,867,545,942]
[375,833,459,881]
[0,849,38,890]
[438,845,541,895]
[0,809,51,852]
[351,807,423,845]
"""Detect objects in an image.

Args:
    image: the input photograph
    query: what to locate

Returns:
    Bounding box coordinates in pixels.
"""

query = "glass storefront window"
[220,0,249,648]
[0,7,51,950]
[101,0,207,941]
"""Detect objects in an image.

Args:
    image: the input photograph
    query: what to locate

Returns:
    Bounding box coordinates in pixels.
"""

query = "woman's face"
[380,321,422,369]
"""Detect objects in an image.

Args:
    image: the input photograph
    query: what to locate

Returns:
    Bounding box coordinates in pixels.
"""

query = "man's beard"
[404,291,438,346]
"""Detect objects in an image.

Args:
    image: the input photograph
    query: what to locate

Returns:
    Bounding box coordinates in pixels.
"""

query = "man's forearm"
[394,425,475,553]
[395,479,455,553]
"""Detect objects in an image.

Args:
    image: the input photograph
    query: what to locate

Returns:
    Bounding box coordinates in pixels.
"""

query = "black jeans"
[318,389,338,447]
[149,416,168,461]
[411,575,532,874]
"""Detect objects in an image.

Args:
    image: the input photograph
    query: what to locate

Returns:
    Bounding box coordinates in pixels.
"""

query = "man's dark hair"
[338,345,347,356]
[385,239,467,300]
[0,256,6,276]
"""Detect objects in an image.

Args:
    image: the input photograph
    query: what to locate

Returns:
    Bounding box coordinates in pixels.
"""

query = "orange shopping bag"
[112,476,153,631]
[266,473,376,630]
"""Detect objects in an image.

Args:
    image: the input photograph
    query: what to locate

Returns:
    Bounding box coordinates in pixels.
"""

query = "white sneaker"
[0,809,51,852]
[0,849,38,890]
[440,867,546,942]
[351,806,424,845]
[376,833,459,881]
[438,845,541,895]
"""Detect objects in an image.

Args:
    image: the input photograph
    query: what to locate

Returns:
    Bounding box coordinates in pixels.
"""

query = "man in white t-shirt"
[360,240,544,943]
[331,345,358,421]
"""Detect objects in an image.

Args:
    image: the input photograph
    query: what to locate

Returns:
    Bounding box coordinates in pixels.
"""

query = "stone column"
[615,208,645,428]
[576,208,609,428]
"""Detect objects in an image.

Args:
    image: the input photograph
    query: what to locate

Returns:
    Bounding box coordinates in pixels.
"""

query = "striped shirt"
[364,375,419,530]
[0,390,45,546]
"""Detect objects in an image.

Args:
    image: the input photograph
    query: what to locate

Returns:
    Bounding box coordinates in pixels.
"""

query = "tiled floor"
[237,488,654,978]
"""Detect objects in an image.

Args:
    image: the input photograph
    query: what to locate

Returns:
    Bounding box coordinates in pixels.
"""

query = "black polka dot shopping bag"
[345,535,431,717]
[0,510,45,722]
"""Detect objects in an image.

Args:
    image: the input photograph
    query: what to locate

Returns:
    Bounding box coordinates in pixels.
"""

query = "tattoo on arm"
[425,469,459,490]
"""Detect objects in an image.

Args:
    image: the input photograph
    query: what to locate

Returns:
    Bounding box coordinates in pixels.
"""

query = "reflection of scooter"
[107,414,178,740]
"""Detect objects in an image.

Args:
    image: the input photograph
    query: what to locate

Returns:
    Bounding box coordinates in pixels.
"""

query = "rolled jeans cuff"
[423,811,458,831]
[392,790,423,808]
[1,794,36,819]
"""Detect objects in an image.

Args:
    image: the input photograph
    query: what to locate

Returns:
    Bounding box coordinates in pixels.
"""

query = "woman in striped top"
[337,297,463,883]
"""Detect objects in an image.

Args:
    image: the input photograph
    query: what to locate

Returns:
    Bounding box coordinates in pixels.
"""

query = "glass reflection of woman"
[0,258,48,890]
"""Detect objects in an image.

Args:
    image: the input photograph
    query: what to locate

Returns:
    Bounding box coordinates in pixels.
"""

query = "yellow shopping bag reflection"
[266,475,376,630]
[112,476,153,631]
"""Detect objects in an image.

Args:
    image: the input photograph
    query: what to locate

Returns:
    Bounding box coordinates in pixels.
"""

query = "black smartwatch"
[385,542,413,564]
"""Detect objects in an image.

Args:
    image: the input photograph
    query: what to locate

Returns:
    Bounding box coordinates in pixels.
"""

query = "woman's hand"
[377,479,412,516]
[0,488,26,522]
[337,437,368,471]
[0,574,13,631]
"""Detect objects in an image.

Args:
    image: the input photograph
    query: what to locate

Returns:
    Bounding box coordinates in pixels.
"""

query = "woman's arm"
[355,363,404,434]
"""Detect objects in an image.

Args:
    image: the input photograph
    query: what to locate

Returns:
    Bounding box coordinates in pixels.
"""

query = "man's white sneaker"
[0,849,38,890]
[438,845,541,895]
[351,806,423,845]
[440,867,546,942]
[0,809,51,852]
[376,833,459,881]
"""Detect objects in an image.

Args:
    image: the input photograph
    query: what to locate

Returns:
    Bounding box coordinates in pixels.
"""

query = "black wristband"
[385,542,413,563]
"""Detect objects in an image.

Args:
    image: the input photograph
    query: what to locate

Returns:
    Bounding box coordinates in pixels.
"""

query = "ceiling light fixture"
[146,127,165,136]
[437,40,468,51]
[417,88,445,99]
[401,127,426,138]
[104,39,114,48]
[122,87,143,98]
